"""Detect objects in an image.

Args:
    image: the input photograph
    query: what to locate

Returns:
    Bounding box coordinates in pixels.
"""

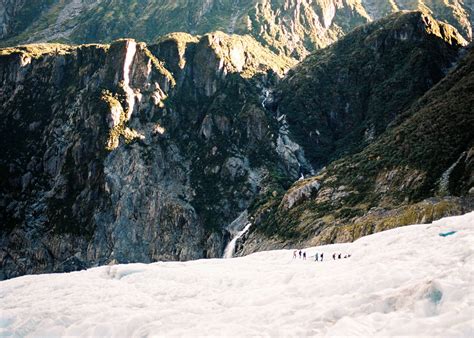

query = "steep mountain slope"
[0,0,471,59]
[241,42,474,254]
[275,11,467,168]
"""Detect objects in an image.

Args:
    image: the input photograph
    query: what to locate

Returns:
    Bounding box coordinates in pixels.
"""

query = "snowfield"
[1,213,473,337]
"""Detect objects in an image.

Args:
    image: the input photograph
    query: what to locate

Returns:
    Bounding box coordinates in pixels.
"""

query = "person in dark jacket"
[320,253,324,261]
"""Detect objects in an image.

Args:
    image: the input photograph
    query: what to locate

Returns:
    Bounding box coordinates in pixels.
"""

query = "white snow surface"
[1,213,473,337]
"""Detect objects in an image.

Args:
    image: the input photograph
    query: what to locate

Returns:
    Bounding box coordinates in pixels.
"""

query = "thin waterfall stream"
[223,222,252,259]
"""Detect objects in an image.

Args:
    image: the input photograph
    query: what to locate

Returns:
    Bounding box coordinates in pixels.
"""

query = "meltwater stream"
[223,222,252,259]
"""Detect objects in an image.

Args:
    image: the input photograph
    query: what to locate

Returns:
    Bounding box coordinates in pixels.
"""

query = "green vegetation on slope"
[276,11,466,168]
[256,45,474,243]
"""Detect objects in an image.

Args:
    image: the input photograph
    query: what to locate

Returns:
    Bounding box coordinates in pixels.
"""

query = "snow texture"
[1,212,473,337]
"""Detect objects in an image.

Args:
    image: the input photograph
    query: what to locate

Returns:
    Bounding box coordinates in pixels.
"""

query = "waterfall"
[223,222,252,259]
[122,40,137,118]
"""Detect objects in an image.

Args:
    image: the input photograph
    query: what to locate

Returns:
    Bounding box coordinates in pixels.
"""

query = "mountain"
[0,11,472,279]
[240,33,474,253]
[0,0,472,59]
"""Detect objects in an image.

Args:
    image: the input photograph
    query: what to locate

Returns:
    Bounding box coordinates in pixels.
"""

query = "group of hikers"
[293,250,351,261]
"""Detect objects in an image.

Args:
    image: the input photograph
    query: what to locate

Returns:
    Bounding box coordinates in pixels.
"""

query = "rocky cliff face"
[0,33,304,279]
[0,0,471,59]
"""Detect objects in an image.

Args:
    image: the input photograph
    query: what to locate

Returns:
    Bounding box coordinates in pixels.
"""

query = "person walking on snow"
[303,252,307,260]
[299,250,302,259]
[315,253,318,261]
[332,253,336,260]
[320,253,324,261]
[293,250,297,259]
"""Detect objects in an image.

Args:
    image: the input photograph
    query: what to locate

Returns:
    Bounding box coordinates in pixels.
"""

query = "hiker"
[315,253,318,261]
[332,253,336,260]
[320,253,324,261]
[303,252,307,260]
[293,250,297,259]
[299,250,302,259]
[344,255,348,259]
[338,253,342,259]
